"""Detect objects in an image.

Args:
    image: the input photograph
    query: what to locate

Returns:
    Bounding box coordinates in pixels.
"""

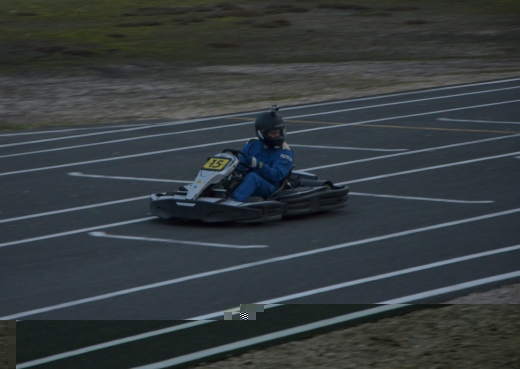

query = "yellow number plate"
[203,157,231,171]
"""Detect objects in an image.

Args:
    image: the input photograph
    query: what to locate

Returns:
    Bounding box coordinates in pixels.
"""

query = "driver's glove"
[235,162,249,173]
[245,156,263,168]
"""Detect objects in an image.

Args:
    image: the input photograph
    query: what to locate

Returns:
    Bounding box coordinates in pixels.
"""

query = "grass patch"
[385,6,419,11]
[351,11,391,17]
[207,9,265,18]
[0,0,518,71]
[404,19,428,25]
[265,5,311,14]
[207,41,239,48]
[171,15,205,24]
[116,21,163,27]
[12,11,39,16]
[62,49,98,56]
[255,19,291,28]
[36,46,67,53]
[136,7,191,16]
[106,32,126,38]
[317,4,370,10]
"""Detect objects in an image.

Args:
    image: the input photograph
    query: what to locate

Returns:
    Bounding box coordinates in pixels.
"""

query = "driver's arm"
[256,149,294,183]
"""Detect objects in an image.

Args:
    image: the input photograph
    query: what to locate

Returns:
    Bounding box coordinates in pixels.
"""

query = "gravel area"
[188,284,520,369]
[192,302,520,369]
[1,59,519,129]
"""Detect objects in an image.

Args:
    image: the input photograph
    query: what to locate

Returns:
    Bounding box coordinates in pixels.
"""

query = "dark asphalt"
[2,78,520,367]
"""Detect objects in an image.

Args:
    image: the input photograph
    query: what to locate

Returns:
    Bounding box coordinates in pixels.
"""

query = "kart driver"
[231,105,294,202]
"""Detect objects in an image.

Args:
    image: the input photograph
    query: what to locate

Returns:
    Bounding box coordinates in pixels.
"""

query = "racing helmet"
[255,105,286,148]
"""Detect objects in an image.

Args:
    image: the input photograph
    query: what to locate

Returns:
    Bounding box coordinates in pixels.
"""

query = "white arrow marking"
[290,144,408,152]
[350,192,494,204]
[89,231,268,249]
[438,117,520,125]
[68,172,191,183]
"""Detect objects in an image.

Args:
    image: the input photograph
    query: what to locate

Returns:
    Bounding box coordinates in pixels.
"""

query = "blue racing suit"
[232,139,294,202]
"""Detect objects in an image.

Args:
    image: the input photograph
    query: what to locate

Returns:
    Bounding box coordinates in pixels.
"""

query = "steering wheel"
[222,148,250,173]
[222,148,247,159]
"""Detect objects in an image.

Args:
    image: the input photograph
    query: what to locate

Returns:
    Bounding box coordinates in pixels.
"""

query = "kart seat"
[267,167,294,200]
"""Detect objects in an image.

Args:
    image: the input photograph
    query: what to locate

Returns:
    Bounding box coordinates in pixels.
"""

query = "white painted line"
[0,113,257,148]
[286,95,520,122]
[2,99,519,177]
[0,121,253,157]
[68,172,191,184]
[515,156,520,159]
[0,195,148,225]
[15,261,520,368]
[303,132,520,172]
[290,144,408,152]
[4,81,519,148]
[380,270,520,304]
[337,151,520,185]
[12,268,520,367]
[2,207,519,319]
[279,77,520,111]
[0,124,150,137]
[3,86,517,157]
[0,138,512,225]
[21,268,519,368]
[257,244,520,305]
[0,138,246,177]
[438,117,520,125]
[139,266,520,369]
[350,192,493,204]
[89,231,268,249]
[0,120,194,148]
[19,268,520,367]
[129,305,407,369]
[0,217,155,249]
[15,304,400,369]
[15,320,213,369]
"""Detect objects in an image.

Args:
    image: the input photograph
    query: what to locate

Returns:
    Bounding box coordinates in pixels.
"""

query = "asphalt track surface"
[3,78,520,367]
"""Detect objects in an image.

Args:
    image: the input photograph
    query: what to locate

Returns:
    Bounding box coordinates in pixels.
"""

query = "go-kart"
[149,148,349,223]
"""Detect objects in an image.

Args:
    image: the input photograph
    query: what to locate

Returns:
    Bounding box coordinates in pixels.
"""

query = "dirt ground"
[187,285,520,369]
[1,59,520,130]
[192,302,520,369]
